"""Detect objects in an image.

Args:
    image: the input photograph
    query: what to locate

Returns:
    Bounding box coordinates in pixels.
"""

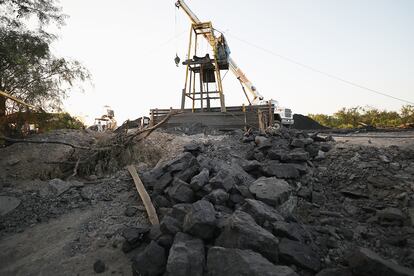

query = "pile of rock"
[122,129,414,276]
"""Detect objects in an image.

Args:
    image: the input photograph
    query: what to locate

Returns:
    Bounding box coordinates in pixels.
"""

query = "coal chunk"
[93,260,105,274]
[278,238,321,272]
[122,226,149,252]
[205,189,229,206]
[167,179,195,203]
[207,247,298,276]
[240,198,284,227]
[190,168,209,192]
[249,177,292,207]
[348,247,414,276]
[131,241,167,276]
[183,200,217,240]
[166,233,205,276]
[261,162,300,179]
[215,210,279,263]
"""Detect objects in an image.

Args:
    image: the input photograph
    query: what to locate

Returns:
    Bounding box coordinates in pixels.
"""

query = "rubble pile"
[120,129,414,276]
[294,143,414,272]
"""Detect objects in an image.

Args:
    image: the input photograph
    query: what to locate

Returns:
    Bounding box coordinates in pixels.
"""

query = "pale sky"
[52,0,414,125]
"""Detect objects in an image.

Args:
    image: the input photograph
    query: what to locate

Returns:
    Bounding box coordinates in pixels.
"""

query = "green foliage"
[309,105,414,129]
[38,112,85,131]
[0,0,90,114]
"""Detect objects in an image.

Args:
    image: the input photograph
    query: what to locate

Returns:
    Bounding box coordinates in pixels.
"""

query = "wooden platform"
[150,105,274,130]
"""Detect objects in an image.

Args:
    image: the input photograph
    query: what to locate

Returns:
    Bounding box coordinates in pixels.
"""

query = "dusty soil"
[332,130,414,148]
[0,129,227,276]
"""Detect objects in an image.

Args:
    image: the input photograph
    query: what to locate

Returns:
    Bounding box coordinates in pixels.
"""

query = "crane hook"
[174,54,180,67]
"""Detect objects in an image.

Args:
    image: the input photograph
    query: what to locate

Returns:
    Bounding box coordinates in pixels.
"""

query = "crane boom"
[175,0,264,104]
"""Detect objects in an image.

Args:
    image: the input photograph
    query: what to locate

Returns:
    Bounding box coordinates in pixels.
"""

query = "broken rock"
[131,241,167,276]
[189,168,209,192]
[205,189,229,206]
[249,177,292,207]
[48,178,71,196]
[240,198,284,227]
[348,247,414,276]
[261,162,300,179]
[167,178,194,203]
[207,247,298,276]
[278,238,321,272]
[376,207,405,226]
[0,196,21,216]
[183,200,217,240]
[166,233,205,276]
[215,210,279,263]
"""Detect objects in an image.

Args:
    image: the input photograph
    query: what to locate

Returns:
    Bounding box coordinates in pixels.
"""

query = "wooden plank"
[127,165,159,225]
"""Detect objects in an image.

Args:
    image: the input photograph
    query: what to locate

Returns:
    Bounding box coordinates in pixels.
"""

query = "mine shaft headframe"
[181,21,227,113]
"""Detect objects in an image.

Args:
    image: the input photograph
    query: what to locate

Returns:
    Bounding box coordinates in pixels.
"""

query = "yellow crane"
[175,0,294,127]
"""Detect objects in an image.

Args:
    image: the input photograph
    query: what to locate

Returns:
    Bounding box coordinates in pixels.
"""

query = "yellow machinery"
[181,21,228,112]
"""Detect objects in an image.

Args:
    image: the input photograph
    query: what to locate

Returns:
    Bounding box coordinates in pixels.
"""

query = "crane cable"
[222,32,414,106]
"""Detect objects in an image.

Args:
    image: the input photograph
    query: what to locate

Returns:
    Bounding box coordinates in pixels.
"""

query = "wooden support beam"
[127,165,159,225]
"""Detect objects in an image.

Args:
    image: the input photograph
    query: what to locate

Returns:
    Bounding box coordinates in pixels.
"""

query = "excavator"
[175,0,294,128]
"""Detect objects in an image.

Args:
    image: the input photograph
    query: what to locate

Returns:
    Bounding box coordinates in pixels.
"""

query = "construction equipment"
[92,106,117,132]
[175,0,294,128]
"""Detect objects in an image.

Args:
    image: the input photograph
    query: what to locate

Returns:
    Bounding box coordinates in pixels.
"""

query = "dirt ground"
[332,130,414,148]
[0,130,227,276]
[0,129,413,275]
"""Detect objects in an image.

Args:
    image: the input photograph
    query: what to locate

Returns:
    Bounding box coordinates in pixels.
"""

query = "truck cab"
[259,99,294,128]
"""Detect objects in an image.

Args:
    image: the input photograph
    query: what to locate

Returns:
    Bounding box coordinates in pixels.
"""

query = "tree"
[0,0,90,116]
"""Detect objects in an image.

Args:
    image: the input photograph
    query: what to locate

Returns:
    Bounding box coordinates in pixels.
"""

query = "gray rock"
[320,143,333,152]
[215,210,279,263]
[6,158,20,166]
[93,260,105,274]
[261,162,300,179]
[122,226,150,253]
[132,241,167,276]
[124,206,138,217]
[348,247,414,276]
[241,160,262,173]
[272,221,307,242]
[249,177,292,207]
[240,199,284,226]
[277,196,298,218]
[48,178,71,196]
[80,186,94,200]
[168,178,195,203]
[190,168,209,191]
[376,208,405,226]
[255,136,269,146]
[205,189,229,205]
[160,216,182,235]
[153,172,173,194]
[297,186,311,200]
[305,143,321,158]
[207,247,298,276]
[278,238,321,272]
[316,268,352,276]
[166,233,205,276]
[183,200,217,240]
[209,164,254,192]
[0,196,21,216]
[122,227,149,245]
[282,150,310,162]
[312,191,325,205]
[291,138,306,148]
[267,149,287,161]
